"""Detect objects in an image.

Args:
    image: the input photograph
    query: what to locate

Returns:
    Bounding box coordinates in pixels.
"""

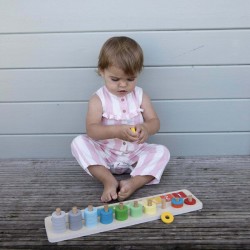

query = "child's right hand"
[118,125,139,142]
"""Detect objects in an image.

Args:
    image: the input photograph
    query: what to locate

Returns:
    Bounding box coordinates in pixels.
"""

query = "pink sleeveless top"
[95,86,144,153]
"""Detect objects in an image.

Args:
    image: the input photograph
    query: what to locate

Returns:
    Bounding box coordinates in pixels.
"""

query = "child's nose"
[119,80,128,86]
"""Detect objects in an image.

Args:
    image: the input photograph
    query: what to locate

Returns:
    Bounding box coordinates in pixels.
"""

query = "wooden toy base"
[45,189,202,243]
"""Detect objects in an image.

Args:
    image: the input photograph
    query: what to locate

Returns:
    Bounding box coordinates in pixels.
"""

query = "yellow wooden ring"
[161,212,174,224]
[130,127,136,133]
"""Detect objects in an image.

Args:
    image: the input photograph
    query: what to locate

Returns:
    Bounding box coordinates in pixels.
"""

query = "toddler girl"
[71,36,170,202]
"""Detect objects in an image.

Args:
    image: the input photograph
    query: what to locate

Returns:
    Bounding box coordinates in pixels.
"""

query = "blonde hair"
[98,36,144,76]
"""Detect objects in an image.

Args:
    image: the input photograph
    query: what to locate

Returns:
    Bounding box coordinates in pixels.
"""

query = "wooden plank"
[1,66,250,102]
[156,99,250,133]
[1,30,250,68]
[0,0,250,33]
[149,132,250,156]
[0,135,74,158]
[0,132,249,158]
[0,156,250,249]
[140,66,250,100]
[0,68,101,102]
[0,100,249,134]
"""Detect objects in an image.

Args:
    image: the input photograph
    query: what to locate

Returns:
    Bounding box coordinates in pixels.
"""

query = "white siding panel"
[1,31,250,68]
[139,66,250,100]
[0,1,249,158]
[1,100,249,134]
[0,133,249,158]
[1,66,250,102]
[156,100,250,133]
[0,69,101,102]
[0,135,74,158]
[1,0,250,33]
[149,133,250,156]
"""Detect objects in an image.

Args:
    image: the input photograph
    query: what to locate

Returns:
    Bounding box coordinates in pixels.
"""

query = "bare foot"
[87,165,119,203]
[118,178,137,201]
[101,181,119,203]
[118,175,155,201]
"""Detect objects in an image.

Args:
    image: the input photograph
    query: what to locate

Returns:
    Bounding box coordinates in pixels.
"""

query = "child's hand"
[135,125,149,144]
[119,125,139,142]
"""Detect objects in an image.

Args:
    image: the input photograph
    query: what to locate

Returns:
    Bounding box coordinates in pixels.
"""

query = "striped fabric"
[71,86,170,184]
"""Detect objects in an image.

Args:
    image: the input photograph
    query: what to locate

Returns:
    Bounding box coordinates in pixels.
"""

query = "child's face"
[100,66,138,97]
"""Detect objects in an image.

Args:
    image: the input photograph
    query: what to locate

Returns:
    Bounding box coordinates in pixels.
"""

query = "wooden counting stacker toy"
[45,189,203,243]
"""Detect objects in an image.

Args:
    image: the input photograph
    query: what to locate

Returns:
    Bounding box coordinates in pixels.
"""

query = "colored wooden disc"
[161,212,174,224]
[115,203,128,221]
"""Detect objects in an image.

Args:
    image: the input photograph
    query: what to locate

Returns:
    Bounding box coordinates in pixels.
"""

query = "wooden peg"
[148,199,152,206]
[161,198,166,209]
[72,206,78,214]
[134,201,139,207]
[104,204,109,212]
[188,195,193,202]
[55,208,61,215]
[119,202,124,210]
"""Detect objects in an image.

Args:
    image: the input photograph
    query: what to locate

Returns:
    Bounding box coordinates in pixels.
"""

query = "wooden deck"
[1,156,250,249]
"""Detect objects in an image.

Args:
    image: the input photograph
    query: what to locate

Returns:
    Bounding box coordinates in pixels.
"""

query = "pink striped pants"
[71,135,170,184]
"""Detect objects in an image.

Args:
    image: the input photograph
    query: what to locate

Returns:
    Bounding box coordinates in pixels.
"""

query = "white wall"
[0,0,250,158]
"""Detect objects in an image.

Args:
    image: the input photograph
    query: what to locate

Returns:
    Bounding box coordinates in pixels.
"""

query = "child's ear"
[99,69,104,77]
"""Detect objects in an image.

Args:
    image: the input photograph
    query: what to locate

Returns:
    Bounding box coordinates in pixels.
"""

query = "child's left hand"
[134,125,148,144]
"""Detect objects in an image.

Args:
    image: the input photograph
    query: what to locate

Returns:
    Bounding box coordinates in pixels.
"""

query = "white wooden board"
[0,100,249,133]
[0,132,249,158]
[45,189,203,243]
[1,66,250,102]
[1,0,250,33]
[1,31,250,68]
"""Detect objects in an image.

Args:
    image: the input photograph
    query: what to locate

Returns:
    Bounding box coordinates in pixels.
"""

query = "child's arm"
[86,94,138,142]
[136,92,160,144]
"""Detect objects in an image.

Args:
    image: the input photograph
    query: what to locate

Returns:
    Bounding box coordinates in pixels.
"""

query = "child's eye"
[127,78,135,82]
[111,78,119,82]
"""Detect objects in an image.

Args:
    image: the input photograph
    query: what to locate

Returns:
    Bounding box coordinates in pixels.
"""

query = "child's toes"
[111,191,118,200]
[101,194,111,203]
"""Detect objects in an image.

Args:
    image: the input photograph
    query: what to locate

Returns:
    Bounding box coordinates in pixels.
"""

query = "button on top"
[123,141,126,145]
[123,110,126,113]
[121,98,125,102]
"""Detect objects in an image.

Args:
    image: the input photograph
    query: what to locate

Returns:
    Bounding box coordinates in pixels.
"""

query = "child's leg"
[117,144,170,201]
[118,175,154,201]
[88,165,119,203]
